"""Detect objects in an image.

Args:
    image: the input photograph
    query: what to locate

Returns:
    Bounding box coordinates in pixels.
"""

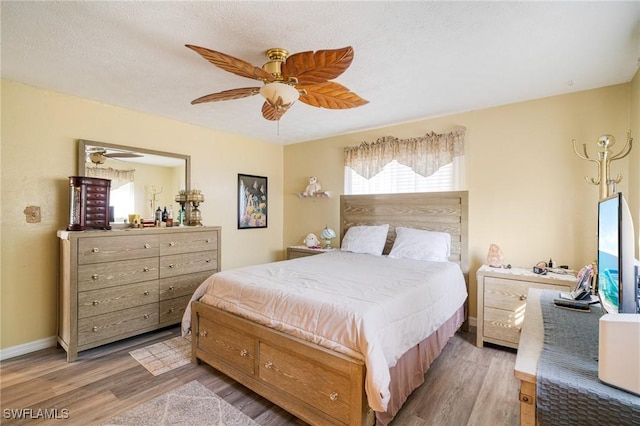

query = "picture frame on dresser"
[237,173,267,229]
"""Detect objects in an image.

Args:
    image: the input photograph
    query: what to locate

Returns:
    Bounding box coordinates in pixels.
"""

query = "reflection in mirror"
[78,140,190,225]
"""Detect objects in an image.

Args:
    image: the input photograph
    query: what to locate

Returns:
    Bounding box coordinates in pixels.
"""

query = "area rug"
[129,335,191,376]
[103,380,260,425]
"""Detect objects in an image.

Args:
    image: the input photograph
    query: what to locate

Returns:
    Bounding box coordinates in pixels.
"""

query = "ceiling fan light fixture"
[260,82,299,111]
[88,152,106,165]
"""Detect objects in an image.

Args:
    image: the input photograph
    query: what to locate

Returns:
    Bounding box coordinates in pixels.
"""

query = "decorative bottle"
[155,206,162,226]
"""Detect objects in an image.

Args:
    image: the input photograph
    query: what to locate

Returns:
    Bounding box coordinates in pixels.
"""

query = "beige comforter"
[182,250,467,412]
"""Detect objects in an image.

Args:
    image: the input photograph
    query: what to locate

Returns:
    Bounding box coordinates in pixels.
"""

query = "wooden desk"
[513,288,544,426]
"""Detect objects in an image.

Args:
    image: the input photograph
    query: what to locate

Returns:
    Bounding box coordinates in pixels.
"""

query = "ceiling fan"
[86,147,142,165]
[185,45,368,121]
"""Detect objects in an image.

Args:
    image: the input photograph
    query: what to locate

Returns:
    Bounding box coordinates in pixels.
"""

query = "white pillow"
[340,224,389,255]
[388,227,451,262]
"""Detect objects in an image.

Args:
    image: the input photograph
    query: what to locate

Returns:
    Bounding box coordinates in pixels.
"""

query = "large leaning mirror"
[78,139,191,226]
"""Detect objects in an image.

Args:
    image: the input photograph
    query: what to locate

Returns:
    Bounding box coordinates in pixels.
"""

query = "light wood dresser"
[57,226,220,361]
[476,265,575,349]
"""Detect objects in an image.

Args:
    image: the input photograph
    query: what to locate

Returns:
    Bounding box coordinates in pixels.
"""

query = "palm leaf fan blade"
[186,44,274,82]
[191,87,261,105]
[261,102,288,121]
[282,46,354,86]
[299,82,368,109]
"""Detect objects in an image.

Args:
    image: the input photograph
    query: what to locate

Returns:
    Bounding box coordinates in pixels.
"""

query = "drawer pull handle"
[169,264,175,268]
[264,361,273,369]
[205,259,211,263]
[169,286,174,291]
[92,300,99,306]
[329,392,339,401]
[92,274,99,280]
[144,291,150,296]
[144,314,150,319]
[144,243,150,249]
[169,308,175,314]
[143,267,150,272]
[206,239,211,243]
[200,330,208,337]
[520,295,527,301]
[169,242,175,246]
[240,349,248,357]
[92,326,98,332]
[92,248,99,253]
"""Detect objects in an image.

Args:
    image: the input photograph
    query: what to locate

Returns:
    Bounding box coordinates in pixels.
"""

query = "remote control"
[553,298,591,311]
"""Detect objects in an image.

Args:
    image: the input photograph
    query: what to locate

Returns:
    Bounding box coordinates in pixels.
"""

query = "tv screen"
[597,193,639,314]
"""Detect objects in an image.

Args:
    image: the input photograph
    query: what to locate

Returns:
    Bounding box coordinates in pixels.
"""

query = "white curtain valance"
[344,127,465,179]
[86,167,135,190]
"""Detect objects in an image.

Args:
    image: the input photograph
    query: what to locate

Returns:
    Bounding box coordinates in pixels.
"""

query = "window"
[110,182,134,222]
[343,129,466,195]
[345,157,464,194]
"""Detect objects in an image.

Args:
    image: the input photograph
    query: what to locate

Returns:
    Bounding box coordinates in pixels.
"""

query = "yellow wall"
[0,80,283,350]
[1,76,637,352]
[284,84,634,319]
[629,69,640,257]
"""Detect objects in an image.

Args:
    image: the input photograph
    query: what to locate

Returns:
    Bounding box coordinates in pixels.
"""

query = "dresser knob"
[144,243,150,249]
[205,259,211,263]
[91,274,99,280]
[169,264,175,268]
[169,242,175,246]
[520,295,527,301]
[92,300,99,306]
[144,290,150,296]
[92,326,98,332]
[206,239,211,243]
[169,308,175,314]
[264,361,273,369]
[240,349,248,357]
[329,392,339,401]
[200,330,208,337]
[144,314,150,319]
[169,286,174,291]
[92,248,99,253]
[143,267,149,272]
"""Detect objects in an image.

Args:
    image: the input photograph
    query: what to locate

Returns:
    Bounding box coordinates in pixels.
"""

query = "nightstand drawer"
[483,306,522,344]
[485,277,570,311]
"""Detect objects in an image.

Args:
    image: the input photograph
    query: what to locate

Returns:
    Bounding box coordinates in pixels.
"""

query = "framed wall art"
[238,174,268,229]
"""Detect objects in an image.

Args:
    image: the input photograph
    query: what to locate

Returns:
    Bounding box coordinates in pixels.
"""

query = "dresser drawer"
[78,235,159,264]
[197,316,255,376]
[159,231,219,256]
[259,342,353,425]
[78,281,159,319]
[484,277,570,311]
[160,251,217,278]
[159,271,211,301]
[483,306,522,345]
[159,295,190,325]
[78,258,159,291]
[78,303,159,346]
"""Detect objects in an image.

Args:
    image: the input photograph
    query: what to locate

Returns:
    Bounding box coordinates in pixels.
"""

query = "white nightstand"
[476,265,577,349]
[287,245,336,260]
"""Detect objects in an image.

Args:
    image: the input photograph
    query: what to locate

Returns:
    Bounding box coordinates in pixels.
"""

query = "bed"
[184,191,469,425]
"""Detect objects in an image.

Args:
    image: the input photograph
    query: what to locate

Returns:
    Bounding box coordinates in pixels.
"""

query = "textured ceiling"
[2,1,639,145]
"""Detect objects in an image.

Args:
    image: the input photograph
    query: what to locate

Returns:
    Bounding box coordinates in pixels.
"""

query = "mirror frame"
[77,139,191,227]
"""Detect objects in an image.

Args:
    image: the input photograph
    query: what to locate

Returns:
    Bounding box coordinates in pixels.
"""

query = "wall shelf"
[296,191,331,199]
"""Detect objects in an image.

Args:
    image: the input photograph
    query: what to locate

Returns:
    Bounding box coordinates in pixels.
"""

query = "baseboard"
[0,336,57,361]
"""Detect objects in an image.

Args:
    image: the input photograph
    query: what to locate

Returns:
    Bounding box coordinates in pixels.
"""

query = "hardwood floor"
[0,327,519,425]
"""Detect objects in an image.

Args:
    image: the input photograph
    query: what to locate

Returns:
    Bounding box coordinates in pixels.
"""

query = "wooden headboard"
[340,191,469,275]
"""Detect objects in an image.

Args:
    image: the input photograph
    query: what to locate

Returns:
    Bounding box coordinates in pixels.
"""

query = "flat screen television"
[597,193,639,314]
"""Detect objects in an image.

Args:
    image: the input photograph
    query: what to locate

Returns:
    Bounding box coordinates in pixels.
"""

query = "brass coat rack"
[572,131,633,200]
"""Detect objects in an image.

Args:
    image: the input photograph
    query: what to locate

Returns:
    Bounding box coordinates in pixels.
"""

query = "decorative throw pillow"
[340,224,390,255]
[388,227,451,262]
